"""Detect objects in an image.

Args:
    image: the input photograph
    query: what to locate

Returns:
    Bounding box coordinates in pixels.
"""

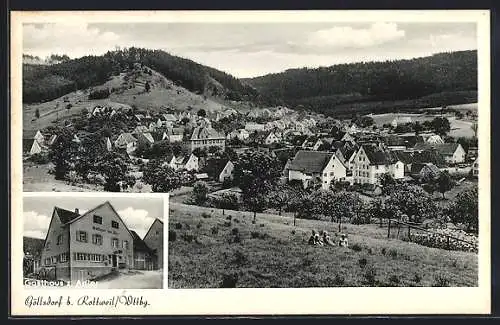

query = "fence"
[386,218,478,253]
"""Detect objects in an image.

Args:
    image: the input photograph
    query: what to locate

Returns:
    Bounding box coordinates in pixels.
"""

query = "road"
[91,270,163,289]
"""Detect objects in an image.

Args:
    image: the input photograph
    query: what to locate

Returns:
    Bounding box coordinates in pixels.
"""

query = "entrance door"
[112,255,117,267]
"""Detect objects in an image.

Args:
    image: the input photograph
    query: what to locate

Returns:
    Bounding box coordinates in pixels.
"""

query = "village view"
[22,47,480,288]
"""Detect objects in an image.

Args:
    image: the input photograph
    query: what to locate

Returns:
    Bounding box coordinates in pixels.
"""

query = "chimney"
[75,208,79,214]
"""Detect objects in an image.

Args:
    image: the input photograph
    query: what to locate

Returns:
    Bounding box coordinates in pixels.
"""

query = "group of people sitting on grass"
[308,230,349,248]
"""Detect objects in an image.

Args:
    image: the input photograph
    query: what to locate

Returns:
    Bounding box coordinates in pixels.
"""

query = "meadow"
[168,203,478,288]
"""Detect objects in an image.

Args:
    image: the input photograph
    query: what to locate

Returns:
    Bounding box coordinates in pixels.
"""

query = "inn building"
[39,201,161,283]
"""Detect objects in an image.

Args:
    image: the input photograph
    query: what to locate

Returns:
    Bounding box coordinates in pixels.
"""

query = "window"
[56,235,63,245]
[76,231,88,243]
[60,252,68,263]
[111,221,119,229]
[156,231,159,235]
[112,238,119,248]
[330,172,334,176]
[323,173,327,177]
[46,241,51,249]
[376,165,379,170]
[123,240,129,249]
[93,215,102,224]
[51,256,58,264]
[92,234,103,246]
[45,258,51,265]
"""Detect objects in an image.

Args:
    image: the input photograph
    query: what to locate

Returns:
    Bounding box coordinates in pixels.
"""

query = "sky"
[23,196,164,239]
[23,22,477,78]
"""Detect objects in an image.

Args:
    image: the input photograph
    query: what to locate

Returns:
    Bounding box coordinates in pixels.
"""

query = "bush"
[433,274,450,287]
[413,273,422,284]
[88,88,110,100]
[196,222,203,229]
[388,275,401,286]
[333,274,345,286]
[226,215,232,220]
[302,256,313,267]
[233,218,240,223]
[220,273,238,288]
[29,153,50,164]
[174,222,182,230]
[381,248,387,255]
[358,258,368,268]
[201,213,211,219]
[351,244,362,252]
[388,249,398,258]
[168,230,177,242]
[250,231,268,240]
[291,230,296,235]
[259,223,265,227]
[363,267,377,286]
[223,221,232,227]
[181,233,195,243]
[231,228,239,236]
[232,249,248,265]
[210,226,219,236]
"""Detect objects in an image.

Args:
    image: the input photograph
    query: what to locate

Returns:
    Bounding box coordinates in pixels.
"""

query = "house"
[227,129,250,141]
[251,131,279,145]
[131,230,156,271]
[472,158,479,177]
[114,133,137,154]
[410,163,441,180]
[143,218,164,270]
[136,132,155,149]
[352,144,404,185]
[38,201,135,283]
[424,134,445,144]
[134,125,150,134]
[287,150,347,190]
[182,153,199,171]
[218,160,235,183]
[163,154,178,170]
[391,116,412,128]
[24,129,45,145]
[189,126,225,152]
[245,122,266,132]
[23,138,43,156]
[165,127,184,143]
[392,150,413,175]
[414,143,466,164]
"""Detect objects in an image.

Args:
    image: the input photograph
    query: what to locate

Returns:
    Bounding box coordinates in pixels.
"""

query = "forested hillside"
[245,50,477,114]
[23,47,259,104]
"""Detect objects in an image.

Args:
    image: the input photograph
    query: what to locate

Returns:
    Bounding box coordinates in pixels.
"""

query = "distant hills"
[23,48,477,118]
[23,47,259,104]
[244,50,478,116]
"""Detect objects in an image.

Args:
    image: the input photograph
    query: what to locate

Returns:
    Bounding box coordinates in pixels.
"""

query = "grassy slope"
[23,66,235,132]
[168,203,477,288]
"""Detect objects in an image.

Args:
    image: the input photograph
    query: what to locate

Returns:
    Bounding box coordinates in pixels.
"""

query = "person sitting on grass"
[322,230,335,246]
[339,234,349,247]
[308,230,317,245]
[315,233,323,246]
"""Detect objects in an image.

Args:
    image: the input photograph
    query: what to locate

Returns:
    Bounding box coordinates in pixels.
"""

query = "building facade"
[39,202,135,283]
[143,219,164,270]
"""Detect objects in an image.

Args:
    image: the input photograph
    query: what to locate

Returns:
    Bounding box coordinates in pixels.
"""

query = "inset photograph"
[23,193,166,289]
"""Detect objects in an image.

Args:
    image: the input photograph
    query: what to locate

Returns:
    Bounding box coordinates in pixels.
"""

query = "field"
[369,113,475,138]
[168,203,478,288]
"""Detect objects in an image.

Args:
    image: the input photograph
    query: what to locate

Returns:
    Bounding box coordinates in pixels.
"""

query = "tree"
[268,184,291,216]
[447,187,478,233]
[431,117,451,136]
[95,152,133,192]
[287,188,307,226]
[414,121,423,135]
[197,109,206,117]
[49,128,80,180]
[35,108,40,119]
[145,81,151,93]
[471,122,478,138]
[212,192,239,215]
[436,171,455,199]
[384,183,438,223]
[316,190,364,231]
[191,181,209,205]
[379,173,396,194]
[143,159,182,192]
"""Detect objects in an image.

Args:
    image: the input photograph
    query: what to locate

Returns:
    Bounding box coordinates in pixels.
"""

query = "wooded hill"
[244,50,478,116]
[23,47,259,104]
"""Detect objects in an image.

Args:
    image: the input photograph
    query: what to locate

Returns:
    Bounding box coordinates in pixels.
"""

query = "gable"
[68,201,135,240]
[144,219,164,242]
